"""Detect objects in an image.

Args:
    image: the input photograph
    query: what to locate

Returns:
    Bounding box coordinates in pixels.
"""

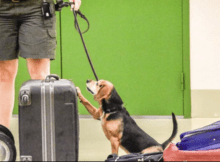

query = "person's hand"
[70,0,81,11]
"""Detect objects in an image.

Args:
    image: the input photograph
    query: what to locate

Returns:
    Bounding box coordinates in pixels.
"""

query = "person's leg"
[0,4,19,128]
[26,58,50,80]
[18,0,55,80]
[0,59,18,128]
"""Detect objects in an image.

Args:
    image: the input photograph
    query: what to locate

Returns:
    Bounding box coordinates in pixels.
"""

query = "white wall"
[190,0,220,117]
[190,0,220,90]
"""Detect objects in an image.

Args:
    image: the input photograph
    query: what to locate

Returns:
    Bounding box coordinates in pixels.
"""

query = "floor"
[9,116,220,161]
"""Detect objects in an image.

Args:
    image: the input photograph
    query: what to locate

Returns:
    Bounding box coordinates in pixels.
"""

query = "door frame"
[182,0,191,118]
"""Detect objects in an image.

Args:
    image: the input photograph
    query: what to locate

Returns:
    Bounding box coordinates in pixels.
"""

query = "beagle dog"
[76,79,177,155]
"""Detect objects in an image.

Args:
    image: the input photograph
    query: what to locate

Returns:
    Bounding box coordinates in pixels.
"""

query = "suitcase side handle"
[45,74,60,82]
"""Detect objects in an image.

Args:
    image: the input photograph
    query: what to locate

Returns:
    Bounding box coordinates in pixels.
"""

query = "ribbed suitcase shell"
[19,76,79,161]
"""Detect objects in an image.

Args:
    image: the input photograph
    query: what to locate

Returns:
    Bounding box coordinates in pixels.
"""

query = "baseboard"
[12,114,184,119]
[191,90,220,118]
[79,115,184,119]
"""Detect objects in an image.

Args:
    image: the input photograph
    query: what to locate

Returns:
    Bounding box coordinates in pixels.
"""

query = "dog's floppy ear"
[108,88,123,105]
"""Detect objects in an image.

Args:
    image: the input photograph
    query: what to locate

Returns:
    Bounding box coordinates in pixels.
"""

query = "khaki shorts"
[0,0,57,60]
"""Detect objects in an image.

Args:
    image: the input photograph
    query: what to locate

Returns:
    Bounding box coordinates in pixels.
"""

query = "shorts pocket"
[47,29,57,38]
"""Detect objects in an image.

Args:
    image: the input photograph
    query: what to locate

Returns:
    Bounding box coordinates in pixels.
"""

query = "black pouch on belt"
[42,0,53,19]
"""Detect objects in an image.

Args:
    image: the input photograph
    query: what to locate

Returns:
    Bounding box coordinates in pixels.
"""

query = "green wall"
[61,0,190,116]
[13,0,190,117]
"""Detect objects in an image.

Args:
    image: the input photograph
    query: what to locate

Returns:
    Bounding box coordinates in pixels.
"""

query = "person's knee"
[27,59,50,80]
[0,60,18,83]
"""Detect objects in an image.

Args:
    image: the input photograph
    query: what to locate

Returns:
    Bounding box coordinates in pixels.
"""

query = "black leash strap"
[74,10,90,34]
[72,9,99,81]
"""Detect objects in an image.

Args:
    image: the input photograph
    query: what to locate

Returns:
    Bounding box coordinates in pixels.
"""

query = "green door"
[13,12,62,114]
[13,0,190,117]
[60,0,190,116]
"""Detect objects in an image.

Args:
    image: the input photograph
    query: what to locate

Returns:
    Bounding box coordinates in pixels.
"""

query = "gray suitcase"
[19,75,79,161]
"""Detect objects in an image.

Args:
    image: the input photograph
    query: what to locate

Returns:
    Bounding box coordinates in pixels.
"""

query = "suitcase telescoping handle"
[45,74,60,82]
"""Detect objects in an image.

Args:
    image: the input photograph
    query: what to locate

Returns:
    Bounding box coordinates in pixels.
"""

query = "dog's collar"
[101,91,123,114]
[103,105,122,114]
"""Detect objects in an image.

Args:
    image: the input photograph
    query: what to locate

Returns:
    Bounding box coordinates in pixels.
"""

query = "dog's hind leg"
[141,146,163,154]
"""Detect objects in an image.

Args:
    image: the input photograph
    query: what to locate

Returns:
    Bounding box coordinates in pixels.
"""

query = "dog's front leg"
[110,137,120,155]
[76,87,102,120]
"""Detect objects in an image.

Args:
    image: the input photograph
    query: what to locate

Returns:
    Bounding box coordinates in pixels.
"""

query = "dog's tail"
[161,113,178,150]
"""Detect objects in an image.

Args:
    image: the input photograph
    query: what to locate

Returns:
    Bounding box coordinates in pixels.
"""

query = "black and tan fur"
[76,79,177,155]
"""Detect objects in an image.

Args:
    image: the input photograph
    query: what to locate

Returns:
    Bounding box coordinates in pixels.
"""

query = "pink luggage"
[163,143,220,161]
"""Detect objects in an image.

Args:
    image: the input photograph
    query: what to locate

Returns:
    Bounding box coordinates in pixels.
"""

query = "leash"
[73,10,90,34]
[72,9,99,81]
[55,0,99,81]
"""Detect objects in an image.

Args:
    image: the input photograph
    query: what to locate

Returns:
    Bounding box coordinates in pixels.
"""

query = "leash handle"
[74,10,90,34]
[73,9,99,81]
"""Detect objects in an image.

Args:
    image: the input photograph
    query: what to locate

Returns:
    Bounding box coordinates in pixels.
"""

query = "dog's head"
[86,79,113,101]
[86,80,123,106]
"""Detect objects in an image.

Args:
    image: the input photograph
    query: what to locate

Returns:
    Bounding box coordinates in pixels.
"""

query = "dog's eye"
[99,85,103,88]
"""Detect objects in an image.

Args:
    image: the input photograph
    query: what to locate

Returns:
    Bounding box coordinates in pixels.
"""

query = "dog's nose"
[86,80,91,83]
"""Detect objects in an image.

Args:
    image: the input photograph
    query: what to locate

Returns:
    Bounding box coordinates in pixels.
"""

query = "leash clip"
[12,0,20,2]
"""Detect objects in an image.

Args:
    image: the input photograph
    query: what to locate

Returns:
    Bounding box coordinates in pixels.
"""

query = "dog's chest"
[101,113,124,140]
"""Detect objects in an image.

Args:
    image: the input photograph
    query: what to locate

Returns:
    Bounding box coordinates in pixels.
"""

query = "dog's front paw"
[76,87,82,96]
[76,87,84,103]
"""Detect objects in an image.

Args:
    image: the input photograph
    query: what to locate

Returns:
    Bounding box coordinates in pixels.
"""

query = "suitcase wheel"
[0,125,15,144]
[0,132,16,161]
